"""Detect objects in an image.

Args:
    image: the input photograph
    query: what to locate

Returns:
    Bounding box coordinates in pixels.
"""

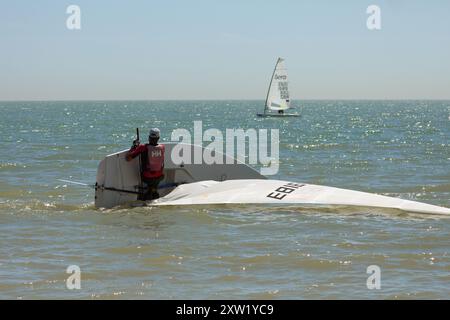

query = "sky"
[1,0,450,100]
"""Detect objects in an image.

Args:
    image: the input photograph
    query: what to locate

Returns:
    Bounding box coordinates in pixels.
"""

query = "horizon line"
[1,98,450,103]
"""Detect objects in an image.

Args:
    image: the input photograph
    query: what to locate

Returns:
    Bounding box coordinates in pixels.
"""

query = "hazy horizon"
[2,0,450,100]
[2,98,450,103]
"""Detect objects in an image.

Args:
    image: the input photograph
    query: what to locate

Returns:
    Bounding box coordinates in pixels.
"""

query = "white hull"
[257,113,300,118]
[95,143,265,209]
[152,179,450,216]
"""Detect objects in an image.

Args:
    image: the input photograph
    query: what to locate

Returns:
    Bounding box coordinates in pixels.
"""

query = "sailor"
[126,128,165,200]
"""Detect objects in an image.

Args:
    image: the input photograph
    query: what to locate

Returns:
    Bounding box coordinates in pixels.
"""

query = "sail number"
[267,182,305,200]
[278,82,289,100]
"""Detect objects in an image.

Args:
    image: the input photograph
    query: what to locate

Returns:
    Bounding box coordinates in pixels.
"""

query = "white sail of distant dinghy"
[257,57,300,118]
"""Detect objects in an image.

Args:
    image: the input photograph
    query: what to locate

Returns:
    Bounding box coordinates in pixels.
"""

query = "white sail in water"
[265,58,290,111]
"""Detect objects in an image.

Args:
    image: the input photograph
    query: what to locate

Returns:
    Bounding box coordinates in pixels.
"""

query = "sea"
[0,100,449,299]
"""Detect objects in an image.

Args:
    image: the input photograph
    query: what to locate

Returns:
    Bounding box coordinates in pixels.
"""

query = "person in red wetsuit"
[126,128,165,200]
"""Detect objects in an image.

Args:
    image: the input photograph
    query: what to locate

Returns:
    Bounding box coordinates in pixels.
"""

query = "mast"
[136,128,144,198]
[264,57,282,114]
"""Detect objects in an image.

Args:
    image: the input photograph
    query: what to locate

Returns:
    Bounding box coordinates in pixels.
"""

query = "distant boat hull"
[257,113,300,118]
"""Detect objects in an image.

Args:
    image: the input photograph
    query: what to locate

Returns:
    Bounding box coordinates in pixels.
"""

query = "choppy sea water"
[0,100,449,299]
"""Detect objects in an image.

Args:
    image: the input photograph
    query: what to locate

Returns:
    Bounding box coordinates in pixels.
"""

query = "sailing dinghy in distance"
[257,57,300,118]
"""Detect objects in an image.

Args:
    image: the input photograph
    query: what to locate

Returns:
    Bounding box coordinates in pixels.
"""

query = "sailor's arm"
[126,143,145,161]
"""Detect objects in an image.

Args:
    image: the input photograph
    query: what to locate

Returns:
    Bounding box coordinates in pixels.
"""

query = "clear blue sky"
[1,0,449,100]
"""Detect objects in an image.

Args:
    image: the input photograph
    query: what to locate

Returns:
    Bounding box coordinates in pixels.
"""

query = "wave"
[0,196,448,220]
[0,199,95,214]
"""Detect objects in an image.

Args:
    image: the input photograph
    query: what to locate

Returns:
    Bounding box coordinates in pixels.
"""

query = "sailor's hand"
[132,139,140,148]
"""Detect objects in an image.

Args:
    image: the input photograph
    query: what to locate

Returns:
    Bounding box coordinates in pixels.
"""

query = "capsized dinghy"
[94,142,449,215]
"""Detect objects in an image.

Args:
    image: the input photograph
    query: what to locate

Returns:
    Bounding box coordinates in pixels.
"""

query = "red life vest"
[143,144,165,179]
